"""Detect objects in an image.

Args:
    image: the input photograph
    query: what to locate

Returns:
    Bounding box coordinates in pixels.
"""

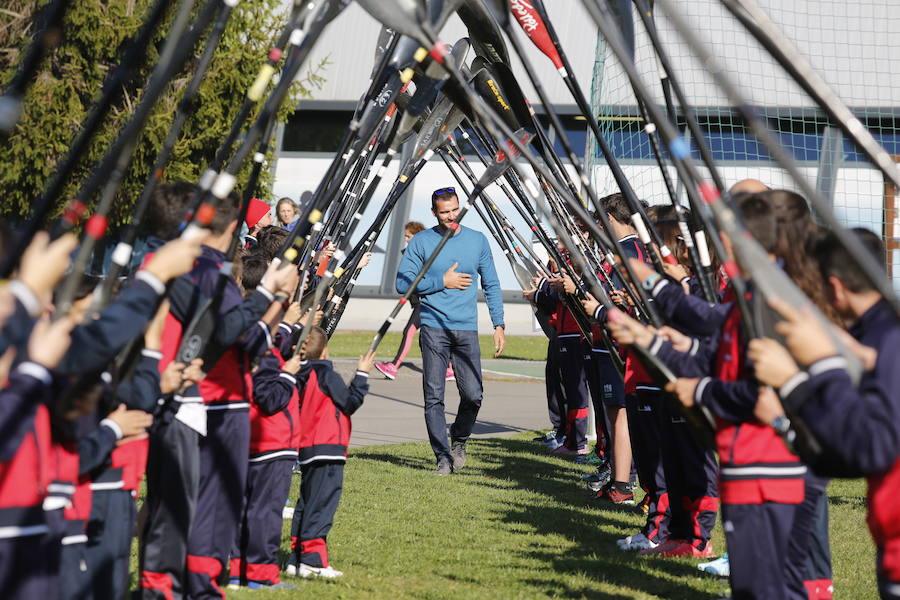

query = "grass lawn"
[217,432,876,599]
[328,331,548,361]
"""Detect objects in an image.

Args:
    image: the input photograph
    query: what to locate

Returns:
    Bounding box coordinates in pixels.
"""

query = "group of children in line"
[2,174,899,600]
[529,182,900,600]
[0,182,375,599]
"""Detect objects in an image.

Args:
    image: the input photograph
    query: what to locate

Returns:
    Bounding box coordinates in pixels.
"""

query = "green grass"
[217,433,876,599]
[328,331,548,361]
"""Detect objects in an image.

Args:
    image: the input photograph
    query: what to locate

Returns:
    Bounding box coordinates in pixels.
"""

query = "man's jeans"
[419,325,483,462]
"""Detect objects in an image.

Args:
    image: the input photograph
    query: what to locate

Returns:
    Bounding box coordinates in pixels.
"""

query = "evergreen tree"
[0,0,325,224]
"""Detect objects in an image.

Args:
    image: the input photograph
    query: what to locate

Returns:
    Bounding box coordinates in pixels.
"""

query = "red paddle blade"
[509,0,563,70]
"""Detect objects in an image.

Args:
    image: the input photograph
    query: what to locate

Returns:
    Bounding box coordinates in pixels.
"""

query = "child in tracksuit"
[751,228,900,600]
[286,326,374,578]
[611,194,801,595]
[229,349,303,589]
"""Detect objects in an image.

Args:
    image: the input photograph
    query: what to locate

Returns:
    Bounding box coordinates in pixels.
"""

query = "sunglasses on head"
[432,187,456,199]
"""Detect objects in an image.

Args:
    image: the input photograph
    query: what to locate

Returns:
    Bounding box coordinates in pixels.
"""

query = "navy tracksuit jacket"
[779,299,900,599]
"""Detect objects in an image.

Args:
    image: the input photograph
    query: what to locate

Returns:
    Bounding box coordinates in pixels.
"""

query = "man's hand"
[18,232,78,301]
[357,349,377,373]
[754,386,785,427]
[260,259,300,296]
[607,309,654,348]
[748,337,801,389]
[664,377,700,408]
[358,252,373,269]
[28,316,77,369]
[443,262,472,290]
[106,403,153,437]
[769,297,837,366]
[493,326,506,357]
[143,235,208,283]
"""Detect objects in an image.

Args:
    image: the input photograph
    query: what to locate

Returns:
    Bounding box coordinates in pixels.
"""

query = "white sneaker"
[298,563,343,579]
[698,552,729,577]
[283,564,297,576]
[617,532,658,551]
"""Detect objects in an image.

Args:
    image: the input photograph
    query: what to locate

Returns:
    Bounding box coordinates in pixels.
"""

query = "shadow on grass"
[469,437,712,599]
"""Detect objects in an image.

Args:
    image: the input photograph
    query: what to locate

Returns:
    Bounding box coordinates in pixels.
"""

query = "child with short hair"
[286,327,375,578]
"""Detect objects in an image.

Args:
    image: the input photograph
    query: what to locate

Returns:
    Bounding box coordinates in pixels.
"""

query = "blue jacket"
[396,225,504,331]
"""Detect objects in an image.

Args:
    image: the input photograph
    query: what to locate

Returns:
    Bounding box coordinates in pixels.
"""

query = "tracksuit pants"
[140,413,200,600]
[60,538,89,600]
[626,390,668,542]
[656,400,718,548]
[0,509,64,600]
[557,336,590,451]
[878,548,900,600]
[544,337,565,432]
[785,474,833,600]
[419,326,483,462]
[84,489,135,600]
[186,407,250,599]
[230,458,294,585]
[289,461,345,568]
[723,501,797,600]
[585,347,619,456]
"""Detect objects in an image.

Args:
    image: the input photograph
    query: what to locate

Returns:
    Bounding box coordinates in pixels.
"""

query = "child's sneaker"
[532,430,557,443]
[698,552,730,577]
[545,435,566,451]
[574,450,602,465]
[227,578,242,590]
[446,364,455,381]
[634,493,650,516]
[640,538,686,555]
[374,362,398,380]
[552,445,589,455]
[595,481,635,505]
[298,563,343,579]
[660,540,715,558]
[582,459,612,487]
[616,532,658,551]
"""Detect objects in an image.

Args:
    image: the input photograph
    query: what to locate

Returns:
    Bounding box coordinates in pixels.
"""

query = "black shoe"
[583,462,612,492]
[450,440,467,470]
[434,459,453,476]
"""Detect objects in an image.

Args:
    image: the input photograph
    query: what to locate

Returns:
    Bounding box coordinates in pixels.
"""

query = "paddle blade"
[457,0,509,65]
[509,0,563,69]
[357,0,429,45]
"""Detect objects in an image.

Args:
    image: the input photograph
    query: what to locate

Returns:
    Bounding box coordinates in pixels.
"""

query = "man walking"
[396,187,505,475]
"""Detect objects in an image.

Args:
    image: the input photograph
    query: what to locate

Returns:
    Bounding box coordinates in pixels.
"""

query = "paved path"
[330,358,550,447]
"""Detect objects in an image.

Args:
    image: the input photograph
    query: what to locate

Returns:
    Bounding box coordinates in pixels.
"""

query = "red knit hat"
[245,198,270,229]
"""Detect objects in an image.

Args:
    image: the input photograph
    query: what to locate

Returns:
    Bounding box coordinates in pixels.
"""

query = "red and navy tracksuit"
[140,244,274,600]
[76,350,161,600]
[642,275,721,551]
[652,282,802,598]
[0,363,63,600]
[289,359,369,569]
[230,350,302,586]
[779,299,900,599]
[533,278,590,451]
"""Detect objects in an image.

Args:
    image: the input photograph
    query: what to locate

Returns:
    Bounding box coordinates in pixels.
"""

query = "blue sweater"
[396,225,504,331]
